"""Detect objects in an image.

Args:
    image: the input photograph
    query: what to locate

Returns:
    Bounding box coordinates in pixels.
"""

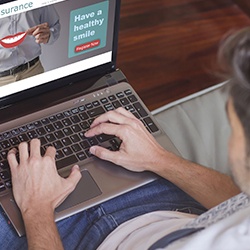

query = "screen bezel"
[0,0,120,109]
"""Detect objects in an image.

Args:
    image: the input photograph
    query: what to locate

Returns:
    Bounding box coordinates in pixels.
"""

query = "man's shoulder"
[184,192,250,229]
[168,200,250,250]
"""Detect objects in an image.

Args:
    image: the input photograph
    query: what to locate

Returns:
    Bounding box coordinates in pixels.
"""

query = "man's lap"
[0,178,206,250]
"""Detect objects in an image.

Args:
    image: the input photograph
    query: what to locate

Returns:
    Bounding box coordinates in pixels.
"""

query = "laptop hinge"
[105,69,128,86]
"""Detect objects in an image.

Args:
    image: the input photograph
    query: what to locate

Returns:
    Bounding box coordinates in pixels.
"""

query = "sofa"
[152,83,231,175]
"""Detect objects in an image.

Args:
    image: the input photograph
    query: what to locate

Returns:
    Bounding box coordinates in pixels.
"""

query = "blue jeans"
[0,178,206,250]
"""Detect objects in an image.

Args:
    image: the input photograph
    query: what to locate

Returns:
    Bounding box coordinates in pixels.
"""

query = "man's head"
[219,27,250,195]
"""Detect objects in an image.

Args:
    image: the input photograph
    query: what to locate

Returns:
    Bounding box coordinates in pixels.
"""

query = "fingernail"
[89,146,95,154]
[72,165,80,171]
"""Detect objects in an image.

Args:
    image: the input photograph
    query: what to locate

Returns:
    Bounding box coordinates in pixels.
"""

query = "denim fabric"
[0,178,206,250]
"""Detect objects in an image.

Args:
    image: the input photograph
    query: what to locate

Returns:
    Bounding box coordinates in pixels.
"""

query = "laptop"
[0,0,180,236]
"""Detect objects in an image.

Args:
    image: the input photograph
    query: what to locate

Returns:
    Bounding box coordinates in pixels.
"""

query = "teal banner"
[68,1,109,58]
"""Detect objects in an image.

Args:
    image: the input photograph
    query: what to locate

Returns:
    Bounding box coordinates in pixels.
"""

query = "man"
[0,6,60,86]
[1,28,250,249]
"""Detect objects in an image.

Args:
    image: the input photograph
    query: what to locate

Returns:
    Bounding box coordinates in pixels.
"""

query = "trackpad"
[56,170,102,213]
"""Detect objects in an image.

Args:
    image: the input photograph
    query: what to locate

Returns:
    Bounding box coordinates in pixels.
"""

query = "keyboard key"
[71,143,81,152]
[116,92,124,98]
[45,124,55,133]
[36,127,47,136]
[0,170,10,180]
[70,134,81,143]
[62,147,73,156]
[79,112,89,121]
[5,180,12,189]
[71,108,79,114]
[0,150,8,160]
[18,134,29,142]
[71,124,81,133]
[128,95,137,103]
[112,100,122,108]
[49,116,57,122]
[55,150,64,160]
[62,118,72,127]
[0,183,6,193]
[96,134,115,143]
[87,107,105,117]
[70,115,81,124]
[27,130,38,139]
[92,101,100,107]
[88,137,98,146]
[0,140,11,149]
[40,137,47,146]
[143,117,159,133]
[45,134,56,142]
[109,138,121,150]
[104,103,114,111]
[3,132,11,139]
[85,149,93,158]
[19,126,28,133]
[100,98,108,104]
[124,89,132,95]
[63,128,73,136]
[34,121,43,128]
[80,140,90,149]
[54,131,64,139]
[125,105,135,113]
[11,129,20,136]
[133,112,140,119]
[41,118,50,125]
[86,103,93,109]
[63,110,72,117]
[78,132,87,140]
[133,102,148,118]
[56,155,78,170]
[9,137,20,146]
[54,121,64,130]
[80,121,90,130]
[0,161,9,170]
[108,95,116,101]
[53,140,64,150]
[62,138,72,146]
[76,152,87,161]
[88,119,95,126]
[78,105,85,112]
[56,113,65,120]
[120,97,129,106]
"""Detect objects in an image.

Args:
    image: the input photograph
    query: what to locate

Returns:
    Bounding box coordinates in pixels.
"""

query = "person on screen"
[0,5,60,86]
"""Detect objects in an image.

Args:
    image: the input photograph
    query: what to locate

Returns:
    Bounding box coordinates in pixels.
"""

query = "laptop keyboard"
[0,88,159,194]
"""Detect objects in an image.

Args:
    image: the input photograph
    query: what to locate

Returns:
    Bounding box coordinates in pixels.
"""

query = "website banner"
[0,0,65,18]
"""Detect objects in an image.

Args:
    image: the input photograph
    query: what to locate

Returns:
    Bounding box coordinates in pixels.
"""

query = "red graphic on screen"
[0,32,27,48]
[75,39,100,53]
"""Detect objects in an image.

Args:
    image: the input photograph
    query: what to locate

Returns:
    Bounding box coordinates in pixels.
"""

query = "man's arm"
[85,108,240,209]
[22,208,63,250]
[26,6,61,44]
[151,152,240,209]
[7,139,81,249]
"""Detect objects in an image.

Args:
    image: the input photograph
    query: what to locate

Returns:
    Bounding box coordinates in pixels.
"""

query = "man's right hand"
[7,139,82,215]
[26,22,51,44]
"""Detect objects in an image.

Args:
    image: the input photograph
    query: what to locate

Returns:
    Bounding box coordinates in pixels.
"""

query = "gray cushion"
[153,83,230,174]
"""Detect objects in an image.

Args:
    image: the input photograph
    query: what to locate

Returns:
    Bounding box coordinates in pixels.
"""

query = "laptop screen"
[0,0,118,107]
